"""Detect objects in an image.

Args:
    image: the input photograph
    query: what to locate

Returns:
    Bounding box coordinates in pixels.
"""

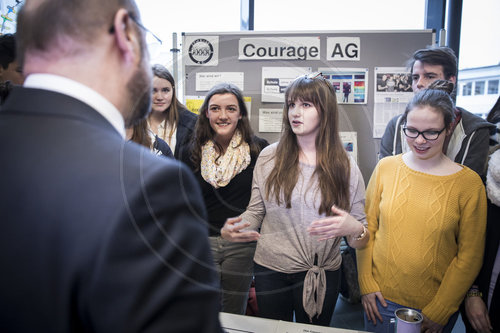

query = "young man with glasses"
[0,0,222,332]
[379,46,494,180]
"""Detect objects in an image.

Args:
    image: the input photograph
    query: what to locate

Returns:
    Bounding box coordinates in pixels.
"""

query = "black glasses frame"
[402,127,446,141]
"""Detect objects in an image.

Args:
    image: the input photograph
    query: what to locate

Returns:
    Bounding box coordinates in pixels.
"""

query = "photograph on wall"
[340,131,358,163]
[318,68,368,104]
[261,67,312,103]
[0,0,22,34]
[373,67,413,138]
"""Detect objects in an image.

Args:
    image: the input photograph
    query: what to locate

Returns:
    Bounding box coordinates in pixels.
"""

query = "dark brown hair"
[129,118,153,149]
[409,46,458,80]
[191,83,261,171]
[486,96,500,124]
[265,75,351,215]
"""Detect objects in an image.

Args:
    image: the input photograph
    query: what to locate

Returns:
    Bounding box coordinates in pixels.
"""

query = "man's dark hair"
[16,0,141,66]
[408,46,458,80]
[486,96,500,124]
[0,34,16,69]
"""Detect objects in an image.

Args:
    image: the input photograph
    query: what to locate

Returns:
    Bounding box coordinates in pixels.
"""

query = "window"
[254,0,425,30]
[462,82,472,96]
[475,81,485,95]
[488,79,499,94]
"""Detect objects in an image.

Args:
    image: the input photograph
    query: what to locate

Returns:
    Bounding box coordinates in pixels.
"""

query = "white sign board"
[239,37,320,61]
[326,37,360,61]
[195,72,244,91]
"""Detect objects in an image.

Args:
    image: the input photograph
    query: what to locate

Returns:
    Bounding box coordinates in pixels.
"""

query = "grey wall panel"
[183,30,434,183]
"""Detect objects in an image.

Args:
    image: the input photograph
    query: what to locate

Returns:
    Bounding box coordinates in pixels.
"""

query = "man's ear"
[448,75,457,85]
[111,8,139,64]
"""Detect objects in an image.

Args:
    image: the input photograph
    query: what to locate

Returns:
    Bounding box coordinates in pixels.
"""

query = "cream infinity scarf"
[201,130,251,188]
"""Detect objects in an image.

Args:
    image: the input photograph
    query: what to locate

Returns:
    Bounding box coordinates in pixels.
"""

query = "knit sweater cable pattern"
[357,155,487,326]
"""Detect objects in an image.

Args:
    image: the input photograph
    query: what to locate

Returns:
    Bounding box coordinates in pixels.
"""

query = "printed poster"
[259,108,282,133]
[373,67,413,138]
[195,72,244,91]
[340,131,358,163]
[261,67,311,103]
[318,67,368,104]
[184,96,204,115]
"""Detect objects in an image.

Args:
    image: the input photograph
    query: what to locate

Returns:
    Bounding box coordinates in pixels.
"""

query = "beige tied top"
[241,143,367,321]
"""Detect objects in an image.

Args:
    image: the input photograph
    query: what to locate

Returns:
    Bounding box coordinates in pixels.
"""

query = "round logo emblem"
[188,38,214,64]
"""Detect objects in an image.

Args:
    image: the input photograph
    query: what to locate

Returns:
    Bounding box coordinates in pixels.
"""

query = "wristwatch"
[466,289,483,298]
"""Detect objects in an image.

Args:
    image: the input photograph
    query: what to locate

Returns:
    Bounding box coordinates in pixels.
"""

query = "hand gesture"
[421,315,444,333]
[361,291,387,324]
[220,216,260,242]
[307,205,363,241]
[465,296,492,333]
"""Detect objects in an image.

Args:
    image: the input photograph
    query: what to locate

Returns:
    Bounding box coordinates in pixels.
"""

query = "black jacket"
[181,136,269,236]
[0,87,222,332]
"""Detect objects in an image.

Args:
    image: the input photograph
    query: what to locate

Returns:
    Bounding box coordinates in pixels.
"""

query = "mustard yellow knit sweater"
[357,155,487,326]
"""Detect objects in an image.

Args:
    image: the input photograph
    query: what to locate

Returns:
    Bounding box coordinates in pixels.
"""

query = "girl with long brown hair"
[148,64,196,159]
[180,83,268,315]
[126,118,173,157]
[221,73,368,326]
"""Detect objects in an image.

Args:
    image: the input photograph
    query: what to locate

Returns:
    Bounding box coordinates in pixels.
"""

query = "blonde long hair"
[265,75,351,215]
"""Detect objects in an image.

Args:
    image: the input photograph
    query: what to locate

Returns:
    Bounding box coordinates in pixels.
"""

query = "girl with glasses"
[221,73,368,326]
[357,81,487,333]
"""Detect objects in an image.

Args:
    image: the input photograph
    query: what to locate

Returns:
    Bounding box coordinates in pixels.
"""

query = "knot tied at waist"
[303,265,326,322]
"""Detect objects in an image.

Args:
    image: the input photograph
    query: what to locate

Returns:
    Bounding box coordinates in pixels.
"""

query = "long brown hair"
[191,83,261,171]
[265,75,351,215]
[151,64,186,140]
[129,118,153,149]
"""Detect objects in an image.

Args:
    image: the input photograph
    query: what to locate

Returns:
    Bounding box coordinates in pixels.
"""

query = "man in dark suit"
[0,0,222,332]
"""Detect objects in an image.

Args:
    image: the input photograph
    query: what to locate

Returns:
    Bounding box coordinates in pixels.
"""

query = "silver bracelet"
[354,225,367,241]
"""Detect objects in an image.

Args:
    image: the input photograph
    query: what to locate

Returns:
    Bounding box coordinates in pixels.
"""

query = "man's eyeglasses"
[402,127,446,141]
[109,13,163,59]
